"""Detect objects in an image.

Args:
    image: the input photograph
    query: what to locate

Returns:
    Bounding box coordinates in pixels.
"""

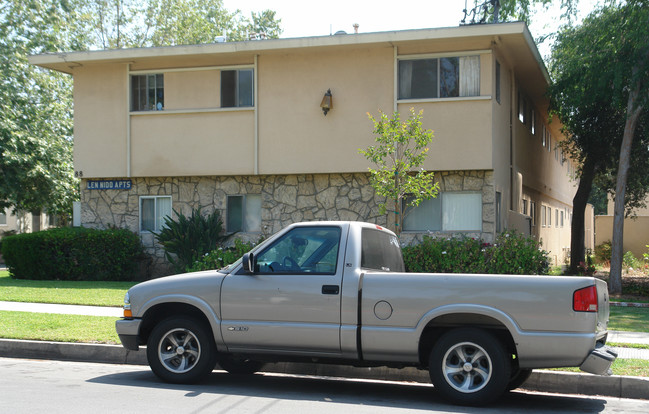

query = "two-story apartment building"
[31,22,577,273]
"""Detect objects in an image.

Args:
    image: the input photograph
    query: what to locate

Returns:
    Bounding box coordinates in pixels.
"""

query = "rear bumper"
[580,344,617,375]
[115,318,142,351]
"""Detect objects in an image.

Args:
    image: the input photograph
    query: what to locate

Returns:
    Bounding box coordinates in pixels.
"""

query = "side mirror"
[242,252,254,273]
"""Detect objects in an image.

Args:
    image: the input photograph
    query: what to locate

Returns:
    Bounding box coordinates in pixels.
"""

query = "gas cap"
[374,300,393,320]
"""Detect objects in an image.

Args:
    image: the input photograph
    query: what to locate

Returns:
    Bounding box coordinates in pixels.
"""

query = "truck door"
[220,225,346,355]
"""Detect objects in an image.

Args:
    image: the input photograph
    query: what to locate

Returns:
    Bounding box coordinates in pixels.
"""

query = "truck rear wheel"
[429,328,510,406]
[147,316,217,384]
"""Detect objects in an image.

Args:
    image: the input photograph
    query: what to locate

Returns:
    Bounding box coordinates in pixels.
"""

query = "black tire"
[146,316,217,384]
[217,354,265,375]
[508,368,533,391]
[429,328,511,406]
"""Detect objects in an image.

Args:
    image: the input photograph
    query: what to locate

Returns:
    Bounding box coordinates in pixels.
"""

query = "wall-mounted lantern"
[320,89,333,116]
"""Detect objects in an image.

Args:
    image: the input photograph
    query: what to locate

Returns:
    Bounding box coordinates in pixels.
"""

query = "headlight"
[123,292,132,318]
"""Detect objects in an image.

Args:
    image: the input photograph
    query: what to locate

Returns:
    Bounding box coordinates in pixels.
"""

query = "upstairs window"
[221,69,254,107]
[398,55,480,100]
[0,208,7,225]
[131,74,164,111]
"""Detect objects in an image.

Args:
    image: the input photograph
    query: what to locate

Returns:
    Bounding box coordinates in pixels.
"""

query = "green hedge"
[1,227,146,281]
[186,238,257,273]
[402,230,550,275]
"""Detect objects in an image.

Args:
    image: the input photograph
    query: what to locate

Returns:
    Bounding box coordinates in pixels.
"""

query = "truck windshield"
[361,228,405,272]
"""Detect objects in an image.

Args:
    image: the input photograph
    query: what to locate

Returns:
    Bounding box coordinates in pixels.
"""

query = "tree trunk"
[609,81,643,295]
[570,155,597,274]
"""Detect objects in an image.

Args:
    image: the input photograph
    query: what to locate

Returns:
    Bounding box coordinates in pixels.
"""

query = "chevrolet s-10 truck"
[116,221,616,405]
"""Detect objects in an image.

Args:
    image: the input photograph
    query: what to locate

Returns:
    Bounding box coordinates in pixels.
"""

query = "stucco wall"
[595,216,649,261]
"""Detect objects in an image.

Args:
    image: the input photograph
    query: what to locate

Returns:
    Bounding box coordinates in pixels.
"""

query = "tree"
[359,109,439,236]
[608,1,649,294]
[77,0,282,48]
[549,1,649,291]
[0,0,81,218]
[462,0,579,24]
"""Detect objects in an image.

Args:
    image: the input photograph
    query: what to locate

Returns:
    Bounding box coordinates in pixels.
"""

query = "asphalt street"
[3,357,649,414]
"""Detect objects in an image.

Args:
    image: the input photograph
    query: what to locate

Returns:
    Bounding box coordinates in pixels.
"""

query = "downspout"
[393,46,398,114]
[126,63,131,178]
[254,54,259,175]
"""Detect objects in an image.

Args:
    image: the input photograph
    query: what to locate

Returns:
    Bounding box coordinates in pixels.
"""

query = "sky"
[223,0,602,60]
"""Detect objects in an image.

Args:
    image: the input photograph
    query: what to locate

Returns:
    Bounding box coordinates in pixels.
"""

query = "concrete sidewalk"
[3,300,649,359]
[1,300,648,400]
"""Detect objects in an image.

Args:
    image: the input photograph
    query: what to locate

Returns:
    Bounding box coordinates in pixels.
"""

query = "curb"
[1,338,648,400]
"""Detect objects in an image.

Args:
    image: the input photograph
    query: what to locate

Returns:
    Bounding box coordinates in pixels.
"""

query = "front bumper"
[580,344,617,375]
[115,318,142,351]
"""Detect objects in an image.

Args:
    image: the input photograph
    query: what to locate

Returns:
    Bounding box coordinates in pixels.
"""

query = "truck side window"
[361,228,405,272]
[255,227,341,274]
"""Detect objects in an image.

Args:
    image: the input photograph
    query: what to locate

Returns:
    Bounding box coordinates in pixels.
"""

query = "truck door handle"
[322,285,340,295]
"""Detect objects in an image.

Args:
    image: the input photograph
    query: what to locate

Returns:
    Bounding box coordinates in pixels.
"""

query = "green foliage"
[186,238,258,273]
[155,207,227,272]
[594,241,612,265]
[359,108,439,235]
[623,251,641,271]
[575,255,596,276]
[77,0,283,48]
[1,227,145,281]
[402,230,549,275]
[0,0,80,216]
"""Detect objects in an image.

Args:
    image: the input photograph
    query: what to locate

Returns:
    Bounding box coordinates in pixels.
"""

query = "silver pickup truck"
[116,221,615,405]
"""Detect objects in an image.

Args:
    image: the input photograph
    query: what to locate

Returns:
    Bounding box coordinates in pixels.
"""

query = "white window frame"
[130,73,164,112]
[0,208,7,226]
[397,51,484,102]
[402,191,482,232]
[221,68,254,108]
[139,196,172,233]
[227,194,262,233]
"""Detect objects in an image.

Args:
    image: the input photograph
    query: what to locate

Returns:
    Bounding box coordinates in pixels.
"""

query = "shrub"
[1,227,145,281]
[594,241,612,265]
[402,230,549,275]
[623,251,640,271]
[186,238,258,273]
[155,207,228,272]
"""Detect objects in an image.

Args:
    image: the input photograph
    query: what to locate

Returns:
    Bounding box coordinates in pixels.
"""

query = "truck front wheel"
[147,316,217,384]
[429,328,510,406]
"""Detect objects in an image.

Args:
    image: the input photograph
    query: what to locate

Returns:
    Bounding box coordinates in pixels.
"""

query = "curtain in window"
[403,197,442,231]
[459,56,480,97]
[442,193,482,231]
[245,194,262,232]
[398,60,413,99]
[155,197,171,232]
[141,199,155,232]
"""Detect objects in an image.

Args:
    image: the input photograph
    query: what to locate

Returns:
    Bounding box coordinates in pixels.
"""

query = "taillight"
[574,286,598,312]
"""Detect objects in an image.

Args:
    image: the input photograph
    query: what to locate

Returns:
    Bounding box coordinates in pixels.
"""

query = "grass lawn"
[0,270,135,307]
[609,306,649,332]
[551,359,649,377]
[0,311,120,344]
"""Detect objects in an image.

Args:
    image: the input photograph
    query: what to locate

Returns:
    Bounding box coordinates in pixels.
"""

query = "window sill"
[130,107,254,116]
[397,96,491,104]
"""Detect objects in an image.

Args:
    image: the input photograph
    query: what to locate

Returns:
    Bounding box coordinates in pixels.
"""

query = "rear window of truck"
[361,228,405,272]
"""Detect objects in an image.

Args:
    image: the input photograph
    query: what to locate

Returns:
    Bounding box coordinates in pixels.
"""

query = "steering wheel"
[282,256,300,271]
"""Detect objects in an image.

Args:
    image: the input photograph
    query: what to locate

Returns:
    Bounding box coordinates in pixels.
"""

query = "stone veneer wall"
[80,170,494,276]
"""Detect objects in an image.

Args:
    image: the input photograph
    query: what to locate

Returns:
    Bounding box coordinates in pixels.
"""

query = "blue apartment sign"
[87,180,132,190]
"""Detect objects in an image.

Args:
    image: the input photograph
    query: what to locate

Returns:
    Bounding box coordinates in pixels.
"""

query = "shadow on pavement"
[88,368,609,413]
